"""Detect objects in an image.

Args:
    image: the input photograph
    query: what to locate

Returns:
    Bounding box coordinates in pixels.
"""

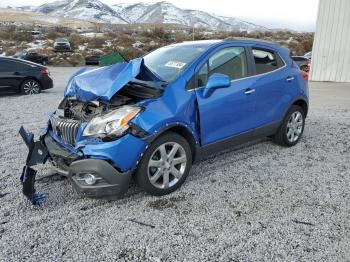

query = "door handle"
[286,76,295,82]
[244,88,256,95]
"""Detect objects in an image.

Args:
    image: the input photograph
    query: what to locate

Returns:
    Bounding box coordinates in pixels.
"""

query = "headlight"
[83,106,141,139]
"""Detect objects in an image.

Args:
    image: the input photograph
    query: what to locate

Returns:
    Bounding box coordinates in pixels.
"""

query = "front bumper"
[44,134,132,198]
[69,159,131,198]
[54,45,71,51]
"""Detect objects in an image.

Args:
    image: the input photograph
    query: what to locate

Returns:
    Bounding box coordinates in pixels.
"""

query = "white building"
[310,0,350,82]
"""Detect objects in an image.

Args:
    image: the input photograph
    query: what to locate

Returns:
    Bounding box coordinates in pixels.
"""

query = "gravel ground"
[0,67,349,261]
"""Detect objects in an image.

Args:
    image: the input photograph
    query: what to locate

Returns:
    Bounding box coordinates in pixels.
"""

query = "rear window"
[253,48,284,74]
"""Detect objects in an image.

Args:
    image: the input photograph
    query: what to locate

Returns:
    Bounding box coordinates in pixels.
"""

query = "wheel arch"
[146,123,199,163]
[292,99,308,117]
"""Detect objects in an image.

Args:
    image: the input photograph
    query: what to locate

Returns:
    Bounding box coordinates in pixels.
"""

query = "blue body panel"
[64,58,142,102]
[195,77,257,145]
[47,39,309,172]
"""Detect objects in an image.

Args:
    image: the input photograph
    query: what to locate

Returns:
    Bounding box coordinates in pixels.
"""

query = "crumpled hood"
[64,58,143,102]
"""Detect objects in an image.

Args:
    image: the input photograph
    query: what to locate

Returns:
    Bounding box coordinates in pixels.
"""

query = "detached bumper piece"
[20,166,48,206]
[19,126,49,206]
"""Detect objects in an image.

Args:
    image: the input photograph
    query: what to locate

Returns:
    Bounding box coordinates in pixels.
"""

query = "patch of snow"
[80,32,105,38]
[132,41,144,49]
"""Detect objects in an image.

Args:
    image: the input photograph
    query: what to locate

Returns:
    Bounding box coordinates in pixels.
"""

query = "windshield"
[15,51,26,57]
[56,38,68,42]
[143,45,206,82]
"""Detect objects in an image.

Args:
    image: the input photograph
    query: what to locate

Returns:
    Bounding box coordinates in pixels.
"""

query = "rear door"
[0,59,32,92]
[0,59,19,92]
[195,46,257,145]
[250,46,296,127]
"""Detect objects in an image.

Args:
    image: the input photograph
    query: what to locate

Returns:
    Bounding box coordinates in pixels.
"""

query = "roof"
[169,40,222,48]
[0,56,44,67]
[171,38,283,50]
[223,37,280,45]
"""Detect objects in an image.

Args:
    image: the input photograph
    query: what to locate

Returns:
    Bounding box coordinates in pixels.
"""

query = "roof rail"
[224,37,279,46]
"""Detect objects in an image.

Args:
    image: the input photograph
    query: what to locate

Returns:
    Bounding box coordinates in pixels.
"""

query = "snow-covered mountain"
[33,0,268,32]
[35,0,128,24]
[112,2,268,32]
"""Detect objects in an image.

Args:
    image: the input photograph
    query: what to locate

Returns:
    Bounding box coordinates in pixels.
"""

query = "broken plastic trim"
[19,126,49,206]
[20,166,48,206]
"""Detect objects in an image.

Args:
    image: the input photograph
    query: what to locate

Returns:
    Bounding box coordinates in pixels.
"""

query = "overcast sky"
[0,0,319,31]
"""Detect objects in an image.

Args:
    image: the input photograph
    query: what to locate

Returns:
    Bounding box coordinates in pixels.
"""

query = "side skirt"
[194,121,281,162]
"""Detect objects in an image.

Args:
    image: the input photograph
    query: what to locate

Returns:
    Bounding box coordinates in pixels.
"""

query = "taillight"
[300,70,308,81]
[40,69,49,75]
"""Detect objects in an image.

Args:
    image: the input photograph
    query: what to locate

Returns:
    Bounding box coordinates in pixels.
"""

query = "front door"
[195,46,257,145]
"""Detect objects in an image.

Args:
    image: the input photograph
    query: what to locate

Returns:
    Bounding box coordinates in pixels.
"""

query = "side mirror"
[202,73,230,98]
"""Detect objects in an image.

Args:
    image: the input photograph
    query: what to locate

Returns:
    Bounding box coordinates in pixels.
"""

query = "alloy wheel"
[286,111,303,143]
[147,142,187,189]
[23,81,40,95]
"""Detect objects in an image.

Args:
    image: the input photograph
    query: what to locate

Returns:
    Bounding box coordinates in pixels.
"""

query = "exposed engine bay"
[58,81,163,121]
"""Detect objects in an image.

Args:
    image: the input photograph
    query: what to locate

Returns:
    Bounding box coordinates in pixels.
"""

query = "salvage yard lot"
[0,67,349,261]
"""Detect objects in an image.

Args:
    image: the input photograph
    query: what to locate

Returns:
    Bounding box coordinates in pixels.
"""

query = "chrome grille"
[50,116,80,146]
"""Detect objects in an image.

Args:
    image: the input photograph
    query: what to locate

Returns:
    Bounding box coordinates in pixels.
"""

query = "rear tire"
[135,132,192,196]
[20,79,41,95]
[273,105,305,147]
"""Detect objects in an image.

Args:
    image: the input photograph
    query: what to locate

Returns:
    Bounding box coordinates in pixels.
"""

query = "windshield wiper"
[130,79,167,89]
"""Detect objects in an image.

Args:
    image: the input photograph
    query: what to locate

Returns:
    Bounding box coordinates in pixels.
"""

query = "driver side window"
[197,47,248,87]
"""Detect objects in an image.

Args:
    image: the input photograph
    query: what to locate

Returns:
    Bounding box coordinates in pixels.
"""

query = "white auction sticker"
[165,61,186,69]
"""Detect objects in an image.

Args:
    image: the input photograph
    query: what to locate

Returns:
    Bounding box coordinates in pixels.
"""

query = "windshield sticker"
[165,61,186,69]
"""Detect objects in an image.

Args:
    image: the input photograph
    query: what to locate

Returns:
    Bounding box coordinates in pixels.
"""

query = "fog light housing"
[76,173,98,185]
[84,174,97,185]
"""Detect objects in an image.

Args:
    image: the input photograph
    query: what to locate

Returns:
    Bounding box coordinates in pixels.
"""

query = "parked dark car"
[54,38,71,52]
[304,51,312,59]
[14,50,49,65]
[291,56,310,72]
[0,57,53,95]
[85,55,100,65]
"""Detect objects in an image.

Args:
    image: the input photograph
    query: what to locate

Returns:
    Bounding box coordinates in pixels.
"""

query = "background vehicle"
[14,50,49,65]
[54,38,71,52]
[23,39,308,199]
[85,55,100,65]
[304,51,312,59]
[291,56,310,72]
[31,31,43,38]
[0,57,53,95]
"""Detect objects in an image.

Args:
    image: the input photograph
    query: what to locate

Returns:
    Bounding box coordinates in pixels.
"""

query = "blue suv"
[21,38,308,200]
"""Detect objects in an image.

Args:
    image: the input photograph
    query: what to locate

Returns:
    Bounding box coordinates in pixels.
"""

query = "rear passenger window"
[252,49,284,74]
[197,46,248,87]
[0,60,33,72]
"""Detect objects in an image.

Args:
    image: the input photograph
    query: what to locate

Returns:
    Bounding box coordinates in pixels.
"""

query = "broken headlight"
[83,106,141,139]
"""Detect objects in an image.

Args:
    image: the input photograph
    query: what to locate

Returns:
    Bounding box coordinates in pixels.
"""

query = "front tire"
[273,105,305,147]
[20,79,41,95]
[135,132,192,196]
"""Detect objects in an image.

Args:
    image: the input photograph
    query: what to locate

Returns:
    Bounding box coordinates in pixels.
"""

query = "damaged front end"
[19,59,164,205]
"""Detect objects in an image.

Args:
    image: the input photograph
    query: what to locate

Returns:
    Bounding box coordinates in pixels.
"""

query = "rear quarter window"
[0,60,36,72]
[252,48,285,75]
